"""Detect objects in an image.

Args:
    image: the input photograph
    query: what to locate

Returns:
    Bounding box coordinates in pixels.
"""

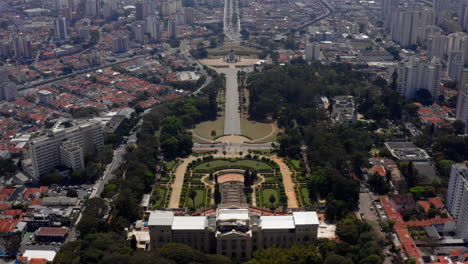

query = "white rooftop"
[293,212,319,225]
[260,216,295,229]
[23,250,57,261]
[172,216,207,230]
[148,211,174,226]
[217,208,249,220]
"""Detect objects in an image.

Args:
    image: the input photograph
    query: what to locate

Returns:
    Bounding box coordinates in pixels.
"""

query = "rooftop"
[172,216,207,230]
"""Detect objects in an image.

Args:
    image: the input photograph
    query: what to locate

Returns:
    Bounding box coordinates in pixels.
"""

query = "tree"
[214,185,221,204]
[41,170,64,185]
[130,235,137,250]
[0,158,18,179]
[67,190,78,197]
[323,253,353,264]
[362,254,383,264]
[269,194,276,209]
[5,232,21,255]
[188,189,197,208]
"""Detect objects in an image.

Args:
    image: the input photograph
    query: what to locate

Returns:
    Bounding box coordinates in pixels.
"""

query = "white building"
[448,32,468,65]
[446,164,468,239]
[26,119,104,177]
[112,34,129,53]
[382,0,399,29]
[447,50,464,82]
[147,16,162,42]
[427,33,447,59]
[149,208,319,260]
[305,42,320,61]
[0,70,17,101]
[391,8,435,48]
[396,56,441,99]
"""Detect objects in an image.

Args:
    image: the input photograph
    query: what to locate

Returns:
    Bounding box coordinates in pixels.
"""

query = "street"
[216,67,242,135]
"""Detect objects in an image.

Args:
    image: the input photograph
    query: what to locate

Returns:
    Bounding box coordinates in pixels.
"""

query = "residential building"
[11,35,33,60]
[55,17,68,41]
[396,57,441,99]
[427,33,447,59]
[136,1,148,20]
[447,50,464,82]
[331,95,356,125]
[168,19,177,39]
[448,32,468,64]
[446,163,468,239]
[0,70,17,101]
[149,207,319,260]
[305,42,320,61]
[382,0,399,29]
[25,119,104,177]
[456,84,468,129]
[391,8,435,48]
[147,16,162,42]
[112,34,129,53]
[460,2,468,32]
[38,90,53,104]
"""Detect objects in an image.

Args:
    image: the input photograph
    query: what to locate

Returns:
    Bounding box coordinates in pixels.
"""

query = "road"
[223,0,241,42]
[296,0,334,31]
[179,40,212,95]
[217,67,242,135]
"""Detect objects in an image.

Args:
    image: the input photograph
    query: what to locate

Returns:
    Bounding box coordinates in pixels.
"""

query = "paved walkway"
[251,175,266,207]
[217,67,241,135]
[271,157,299,208]
[168,156,196,208]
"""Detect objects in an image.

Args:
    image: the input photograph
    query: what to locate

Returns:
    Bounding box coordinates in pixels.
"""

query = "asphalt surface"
[223,0,241,42]
[217,67,242,135]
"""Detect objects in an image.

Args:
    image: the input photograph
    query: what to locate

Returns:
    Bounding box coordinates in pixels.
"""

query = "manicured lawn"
[290,159,302,170]
[193,159,273,172]
[192,116,225,143]
[262,188,279,207]
[240,117,276,142]
[186,189,206,208]
[300,187,311,207]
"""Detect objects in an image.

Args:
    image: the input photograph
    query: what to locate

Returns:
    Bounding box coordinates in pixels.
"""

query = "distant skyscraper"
[136,1,147,20]
[55,17,69,40]
[391,8,435,48]
[460,2,468,32]
[446,163,468,239]
[396,57,441,99]
[134,24,145,43]
[0,70,17,101]
[381,0,399,29]
[448,32,468,64]
[147,16,162,42]
[11,34,33,60]
[456,80,468,128]
[111,34,129,53]
[185,8,194,25]
[85,0,101,17]
[428,33,447,59]
[168,19,177,39]
[305,43,321,61]
[448,50,464,82]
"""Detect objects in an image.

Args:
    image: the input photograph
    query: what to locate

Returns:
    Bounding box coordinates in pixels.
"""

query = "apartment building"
[396,56,441,99]
[149,207,319,261]
[25,119,104,177]
[446,163,468,239]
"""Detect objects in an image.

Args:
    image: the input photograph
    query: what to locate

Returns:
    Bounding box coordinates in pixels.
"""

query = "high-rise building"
[168,19,177,39]
[149,207,319,260]
[391,8,435,48]
[0,70,17,101]
[396,57,441,99]
[456,83,468,128]
[448,50,464,82]
[305,42,321,61]
[382,0,399,29]
[427,33,447,59]
[136,1,147,20]
[55,17,69,40]
[11,34,33,60]
[185,8,194,25]
[134,24,145,43]
[446,163,468,239]
[85,0,101,17]
[26,119,104,177]
[448,32,468,64]
[147,16,162,42]
[460,2,468,32]
[111,34,129,53]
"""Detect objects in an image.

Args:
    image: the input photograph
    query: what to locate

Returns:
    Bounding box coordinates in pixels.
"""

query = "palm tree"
[188,189,197,208]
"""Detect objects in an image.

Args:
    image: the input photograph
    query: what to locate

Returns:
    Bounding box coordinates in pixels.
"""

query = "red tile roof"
[0,218,19,233]
[428,197,444,208]
[36,227,69,237]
